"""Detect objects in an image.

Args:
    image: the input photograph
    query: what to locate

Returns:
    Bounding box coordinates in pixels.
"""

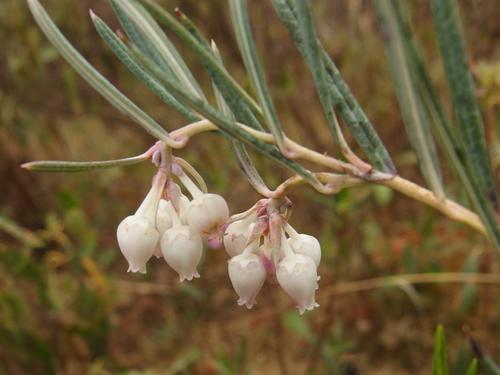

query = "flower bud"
[277,253,319,314]
[160,225,203,281]
[223,220,255,257]
[228,249,266,309]
[186,194,229,235]
[117,215,159,273]
[287,234,321,267]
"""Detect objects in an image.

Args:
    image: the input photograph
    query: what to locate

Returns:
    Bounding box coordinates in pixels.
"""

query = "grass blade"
[465,359,478,375]
[26,0,170,141]
[229,0,285,150]
[21,154,149,172]
[430,0,497,208]
[112,0,206,100]
[376,0,444,198]
[91,11,198,122]
[432,325,449,375]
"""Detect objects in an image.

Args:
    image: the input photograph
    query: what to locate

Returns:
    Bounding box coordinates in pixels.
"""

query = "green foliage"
[430,0,497,207]
[21,153,150,172]
[376,0,444,198]
[26,0,170,142]
[432,325,449,375]
[375,0,500,249]
[272,0,397,174]
[229,0,286,150]
[430,0,500,247]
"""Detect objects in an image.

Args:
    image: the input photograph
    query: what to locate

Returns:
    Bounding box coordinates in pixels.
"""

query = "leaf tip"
[21,162,34,170]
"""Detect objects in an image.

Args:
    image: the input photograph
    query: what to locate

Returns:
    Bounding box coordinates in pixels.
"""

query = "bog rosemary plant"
[23,0,499,313]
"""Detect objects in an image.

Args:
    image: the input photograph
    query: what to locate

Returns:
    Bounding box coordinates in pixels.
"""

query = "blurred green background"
[1,0,500,374]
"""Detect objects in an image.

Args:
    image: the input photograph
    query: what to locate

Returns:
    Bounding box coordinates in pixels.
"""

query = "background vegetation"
[1,0,500,373]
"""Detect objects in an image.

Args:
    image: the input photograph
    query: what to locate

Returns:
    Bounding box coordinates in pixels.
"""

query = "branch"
[165,119,487,237]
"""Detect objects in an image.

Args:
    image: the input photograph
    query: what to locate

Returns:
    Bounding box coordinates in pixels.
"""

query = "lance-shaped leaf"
[133,47,318,185]
[26,0,169,141]
[22,153,150,172]
[271,0,396,174]
[212,42,269,195]
[90,11,198,122]
[174,12,264,131]
[387,1,500,248]
[286,2,346,150]
[112,0,206,100]
[432,325,449,375]
[138,0,264,121]
[109,0,174,79]
[430,0,497,208]
[229,0,285,151]
[376,0,444,199]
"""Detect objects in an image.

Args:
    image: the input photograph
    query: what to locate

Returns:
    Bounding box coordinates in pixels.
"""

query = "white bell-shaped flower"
[117,215,159,273]
[116,172,165,273]
[228,243,266,309]
[277,253,319,314]
[186,193,229,235]
[223,218,255,257]
[287,234,321,267]
[161,225,203,282]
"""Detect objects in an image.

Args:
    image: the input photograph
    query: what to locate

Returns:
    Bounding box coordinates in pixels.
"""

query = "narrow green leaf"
[465,359,478,375]
[229,0,285,150]
[134,47,318,184]
[271,0,396,174]
[26,0,169,141]
[138,0,264,121]
[376,0,444,198]
[109,0,174,79]
[321,51,396,174]
[432,325,449,375]
[390,1,500,248]
[91,11,198,122]
[21,154,149,172]
[430,0,497,208]
[288,1,347,149]
[113,0,206,100]
[172,14,264,131]
[212,41,269,194]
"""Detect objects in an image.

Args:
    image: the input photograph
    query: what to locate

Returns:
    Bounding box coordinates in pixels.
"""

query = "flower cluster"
[116,150,321,314]
[116,154,229,281]
[224,198,322,314]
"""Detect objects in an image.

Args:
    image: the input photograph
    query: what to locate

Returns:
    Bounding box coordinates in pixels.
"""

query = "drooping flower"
[159,197,203,281]
[186,193,229,235]
[116,172,166,273]
[117,215,160,273]
[228,243,266,309]
[161,225,203,281]
[277,253,319,314]
[223,217,255,257]
[287,233,321,267]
